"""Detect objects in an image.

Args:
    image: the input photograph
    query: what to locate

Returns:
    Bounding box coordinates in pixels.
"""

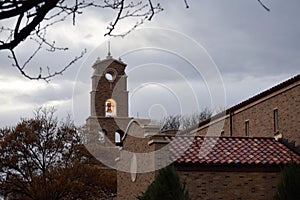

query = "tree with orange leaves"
[0,107,116,200]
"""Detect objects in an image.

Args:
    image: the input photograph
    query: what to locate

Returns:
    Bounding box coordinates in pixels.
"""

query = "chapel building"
[86,54,300,200]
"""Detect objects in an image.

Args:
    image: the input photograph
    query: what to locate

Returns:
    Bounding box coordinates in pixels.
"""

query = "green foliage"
[274,162,300,200]
[137,166,190,200]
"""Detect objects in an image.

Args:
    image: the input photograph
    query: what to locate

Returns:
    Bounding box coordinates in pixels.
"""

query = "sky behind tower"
[0,0,299,127]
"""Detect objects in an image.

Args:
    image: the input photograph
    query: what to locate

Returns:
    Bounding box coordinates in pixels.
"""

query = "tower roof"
[92,55,126,69]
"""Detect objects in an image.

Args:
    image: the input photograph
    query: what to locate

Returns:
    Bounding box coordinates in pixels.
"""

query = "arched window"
[105,99,117,117]
[115,130,124,147]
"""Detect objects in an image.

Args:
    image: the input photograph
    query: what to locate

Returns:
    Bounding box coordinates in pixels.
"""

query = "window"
[105,73,113,81]
[105,99,117,117]
[115,132,121,144]
[245,120,249,136]
[274,109,279,132]
[115,130,124,147]
[98,129,107,143]
[221,130,225,136]
[104,68,117,82]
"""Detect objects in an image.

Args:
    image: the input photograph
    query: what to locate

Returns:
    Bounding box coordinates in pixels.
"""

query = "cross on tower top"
[107,41,112,59]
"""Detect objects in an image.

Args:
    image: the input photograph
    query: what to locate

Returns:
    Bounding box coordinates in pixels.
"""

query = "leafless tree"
[0,0,269,81]
[160,108,212,131]
[180,108,212,130]
[160,115,181,131]
[0,0,163,81]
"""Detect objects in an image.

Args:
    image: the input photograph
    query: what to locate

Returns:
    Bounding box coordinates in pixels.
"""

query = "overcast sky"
[0,0,300,127]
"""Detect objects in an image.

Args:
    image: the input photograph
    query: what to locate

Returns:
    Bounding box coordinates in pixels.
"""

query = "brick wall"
[117,120,157,200]
[91,59,128,118]
[94,77,128,118]
[88,58,131,144]
[178,168,280,200]
[195,81,300,145]
[86,117,132,144]
[117,171,155,200]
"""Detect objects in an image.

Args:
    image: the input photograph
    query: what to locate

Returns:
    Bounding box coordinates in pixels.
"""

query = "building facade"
[117,73,300,199]
[86,54,132,147]
[194,74,300,145]
[86,55,300,199]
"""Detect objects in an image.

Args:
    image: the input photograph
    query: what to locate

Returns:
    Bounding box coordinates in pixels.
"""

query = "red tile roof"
[168,136,300,165]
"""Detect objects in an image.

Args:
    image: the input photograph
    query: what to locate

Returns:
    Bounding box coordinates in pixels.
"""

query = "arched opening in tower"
[115,130,124,147]
[105,99,117,117]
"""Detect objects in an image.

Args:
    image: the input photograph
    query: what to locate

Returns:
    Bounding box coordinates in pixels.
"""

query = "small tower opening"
[115,130,124,147]
[105,72,113,81]
[104,68,117,82]
[105,99,117,117]
[98,129,107,143]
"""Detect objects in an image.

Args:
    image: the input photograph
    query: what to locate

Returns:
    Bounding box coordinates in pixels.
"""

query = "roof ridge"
[192,73,300,130]
[165,135,276,140]
[169,132,300,165]
[228,73,300,113]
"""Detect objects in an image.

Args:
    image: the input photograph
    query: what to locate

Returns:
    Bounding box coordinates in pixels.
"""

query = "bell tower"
[86,52,132,146]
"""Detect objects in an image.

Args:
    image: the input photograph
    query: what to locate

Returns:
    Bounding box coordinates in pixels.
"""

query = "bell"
[106,102,112,113]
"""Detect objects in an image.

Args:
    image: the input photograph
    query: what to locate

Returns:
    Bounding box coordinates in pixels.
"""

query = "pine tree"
[274,162,300,200]
[137,166,190,200]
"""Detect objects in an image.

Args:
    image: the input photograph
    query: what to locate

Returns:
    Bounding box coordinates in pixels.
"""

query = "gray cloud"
[1,0,300,127]
[153,0,300,76]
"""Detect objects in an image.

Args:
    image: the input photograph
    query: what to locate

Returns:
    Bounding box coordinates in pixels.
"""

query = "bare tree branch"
[0,0,60,50]
[183,0,189,9]
[104,0,163,37]
[148,0,155,20]
[258,0,270,11]
[105,0,125,36]
[0,0,270,81]
[8,48,86,82]
[0,0,164,80]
